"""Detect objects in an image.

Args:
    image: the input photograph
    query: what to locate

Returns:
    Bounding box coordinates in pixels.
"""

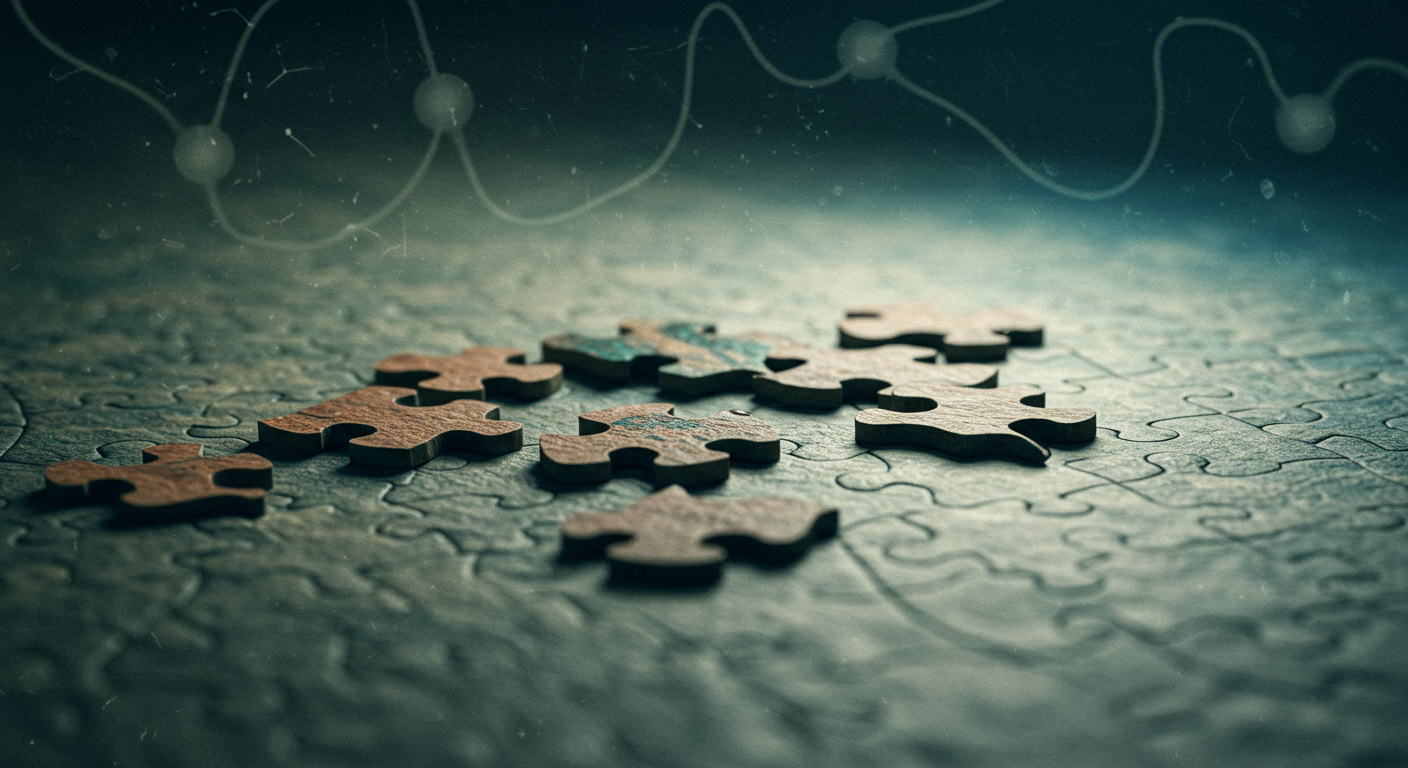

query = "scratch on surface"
[838,537,1049,667]
[0,381,27,461]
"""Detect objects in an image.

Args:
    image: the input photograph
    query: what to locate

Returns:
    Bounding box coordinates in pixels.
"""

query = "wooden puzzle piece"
[541,320,795,394]
[374,346,562,404]
[840,302,1043,362]
[755,344,998,409]
[560,484,838,585]
[257,386,522,469]
[855,383,1096,463]
[44,443,272,522]
[538,403,779,485]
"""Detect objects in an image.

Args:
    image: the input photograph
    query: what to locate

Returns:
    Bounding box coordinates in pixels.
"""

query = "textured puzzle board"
[1,172,1406,768]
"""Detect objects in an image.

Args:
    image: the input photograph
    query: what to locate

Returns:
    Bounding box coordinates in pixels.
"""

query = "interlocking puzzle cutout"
[374,346,563,404]
[542,320,795,394]
[539,403,780,485]
[257,385,523,469]
[561,484,839,585]
[44,443,273,523]
[840,302,1043,362]
[855,383,1097,463]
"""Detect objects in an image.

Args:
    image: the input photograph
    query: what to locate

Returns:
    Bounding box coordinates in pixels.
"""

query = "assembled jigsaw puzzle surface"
[3,182,1404,768]
[2,2,1407,766]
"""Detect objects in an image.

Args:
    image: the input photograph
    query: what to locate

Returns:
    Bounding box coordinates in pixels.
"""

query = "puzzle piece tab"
[374,346,562,404]
[1262,393,1408,449]
[839,302,1043,362]
[44,443,272,522]
[855,383,1096,463]
[541,320,795,394]
[561,484,838,585]
[837,447,1106,516]
[257,386,522,469]
[538,403,779,485]
[755,344,997,409]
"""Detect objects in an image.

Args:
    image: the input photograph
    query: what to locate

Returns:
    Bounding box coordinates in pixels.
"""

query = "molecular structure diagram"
[12,0,1407,251]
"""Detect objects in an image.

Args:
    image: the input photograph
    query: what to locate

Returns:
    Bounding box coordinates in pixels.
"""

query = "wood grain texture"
[257,386,522,468]
[44,443,272,522]
[840,302,1043,362]
[561,484,839,585]
[756,344,998,409]
[856,383,1096,462]
[542,320,794,394]
[375,346,562,404]
[539,403,780,484]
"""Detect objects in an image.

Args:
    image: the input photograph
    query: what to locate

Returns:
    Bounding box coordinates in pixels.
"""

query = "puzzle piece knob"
[414,73,474,131]
[1275,93,1335,154]
[837,20,897,80]
[173,124,235,185]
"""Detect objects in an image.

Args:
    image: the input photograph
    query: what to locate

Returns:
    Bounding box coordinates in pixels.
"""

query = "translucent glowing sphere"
[414,73,474,132]
[1275,93,1336,154]
[173,124,235,185]
[837,20,897,80]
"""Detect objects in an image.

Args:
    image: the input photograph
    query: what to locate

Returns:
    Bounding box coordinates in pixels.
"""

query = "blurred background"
[1,0,1404,256]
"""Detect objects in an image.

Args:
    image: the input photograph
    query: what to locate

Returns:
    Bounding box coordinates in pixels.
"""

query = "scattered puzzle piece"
[855,383,1096,463]
[560,484,838,585]
[374,346,563,404]
[44,443,272,522]
[538,403,779,484]
[257,386,522,469]
[541,320,795,394]
[839,302,1043,362]
[755,344,997,409]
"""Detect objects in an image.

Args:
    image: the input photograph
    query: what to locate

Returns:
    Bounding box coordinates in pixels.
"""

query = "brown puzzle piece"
[374,346,563,404]
[561,484,839,585]
[755,344,998,409]
[44,443,273,523]
[542,320,795,394]
[840,302,1043,362]
[258,385,522,469]
[855,382,1096,463]
[538,403,780,485]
